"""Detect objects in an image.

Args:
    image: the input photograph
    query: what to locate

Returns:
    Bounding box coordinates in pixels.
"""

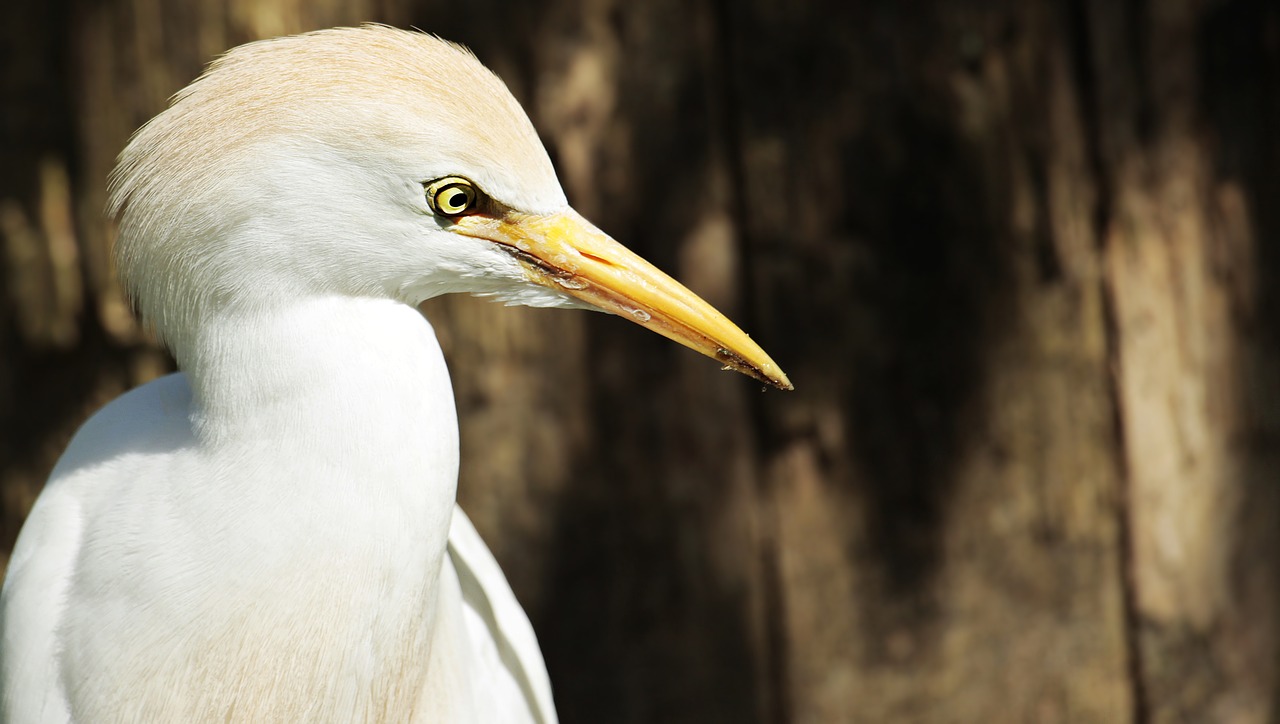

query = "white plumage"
[1,25,788,722]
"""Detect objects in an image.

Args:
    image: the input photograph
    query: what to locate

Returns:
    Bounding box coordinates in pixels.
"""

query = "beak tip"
[717,348,793,391]
[765,367,794,391]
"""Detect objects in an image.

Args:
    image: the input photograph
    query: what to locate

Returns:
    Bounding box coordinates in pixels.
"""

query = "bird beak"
[450,209,792,390]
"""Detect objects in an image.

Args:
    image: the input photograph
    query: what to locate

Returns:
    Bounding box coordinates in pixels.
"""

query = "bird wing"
[0,481,78,723]
[446,506,559,724]
[2,375,196,723]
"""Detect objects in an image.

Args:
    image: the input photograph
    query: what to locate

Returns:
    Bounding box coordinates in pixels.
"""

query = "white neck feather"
[133,295,462,719]
[187,297,454,449]
[180,294,460,552]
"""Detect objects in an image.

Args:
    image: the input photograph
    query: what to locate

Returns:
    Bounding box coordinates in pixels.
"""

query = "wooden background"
[3,0,1278,721]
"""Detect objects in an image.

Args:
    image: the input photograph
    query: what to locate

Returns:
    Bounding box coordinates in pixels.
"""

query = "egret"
[0,25,790,722]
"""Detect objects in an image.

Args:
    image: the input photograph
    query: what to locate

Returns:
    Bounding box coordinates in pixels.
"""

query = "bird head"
[110,25,791,390]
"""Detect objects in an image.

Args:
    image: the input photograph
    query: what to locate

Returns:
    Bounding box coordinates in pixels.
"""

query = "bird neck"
[180,294,461,554]
[186,295,448,432]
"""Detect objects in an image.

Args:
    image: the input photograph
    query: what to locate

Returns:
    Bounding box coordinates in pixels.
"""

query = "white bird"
[0,25,790,723]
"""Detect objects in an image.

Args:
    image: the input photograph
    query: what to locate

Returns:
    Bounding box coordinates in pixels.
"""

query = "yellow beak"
[451,209,792,390]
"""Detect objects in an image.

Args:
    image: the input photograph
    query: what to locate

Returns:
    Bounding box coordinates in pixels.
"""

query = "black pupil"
[446,189,468,210]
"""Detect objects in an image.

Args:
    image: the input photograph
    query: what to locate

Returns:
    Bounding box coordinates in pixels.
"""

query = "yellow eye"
[426,177,478,217]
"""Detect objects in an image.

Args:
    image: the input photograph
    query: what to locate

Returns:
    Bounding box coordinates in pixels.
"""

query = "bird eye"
[425,177,478,217]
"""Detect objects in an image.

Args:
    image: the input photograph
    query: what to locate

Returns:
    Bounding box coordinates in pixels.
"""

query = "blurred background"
[2,0,1278,721]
